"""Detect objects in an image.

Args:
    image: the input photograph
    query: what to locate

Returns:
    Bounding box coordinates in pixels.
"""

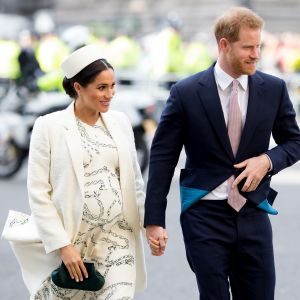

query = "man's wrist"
[262,153,273,171]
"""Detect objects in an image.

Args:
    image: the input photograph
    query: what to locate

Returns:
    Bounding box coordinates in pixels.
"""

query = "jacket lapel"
[197,66,234,160]
[61,103,85,198]
[61,104,134,210]
[237,73,265,158]
[101,112,133,200]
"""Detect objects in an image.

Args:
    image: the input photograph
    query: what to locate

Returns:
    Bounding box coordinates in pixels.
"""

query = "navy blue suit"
[144,65,300,299]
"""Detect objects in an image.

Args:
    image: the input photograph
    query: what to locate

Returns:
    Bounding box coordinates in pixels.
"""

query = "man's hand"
[60,244,88,282]
[232,154,271,192]
[146,225,168,256]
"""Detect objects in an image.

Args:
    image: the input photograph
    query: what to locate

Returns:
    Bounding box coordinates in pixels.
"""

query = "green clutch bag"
[51,262,105,291]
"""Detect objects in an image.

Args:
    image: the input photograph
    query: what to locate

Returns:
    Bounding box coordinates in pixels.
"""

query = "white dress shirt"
[202,60,249,200]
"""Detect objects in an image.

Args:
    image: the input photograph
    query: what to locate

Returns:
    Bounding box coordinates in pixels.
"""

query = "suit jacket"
[2,103,146,295]
[144,65,300,228]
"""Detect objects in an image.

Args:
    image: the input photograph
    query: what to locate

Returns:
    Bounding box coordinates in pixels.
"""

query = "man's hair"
[214,7,264,43]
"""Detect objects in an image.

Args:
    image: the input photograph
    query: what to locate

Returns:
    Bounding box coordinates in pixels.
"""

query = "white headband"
[61,44,102,79]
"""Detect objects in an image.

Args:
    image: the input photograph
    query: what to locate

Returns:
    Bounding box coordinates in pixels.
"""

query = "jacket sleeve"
[27,117,71,253]
[144,85,185,228]
[265,80,300,174]
[120,113,146,229]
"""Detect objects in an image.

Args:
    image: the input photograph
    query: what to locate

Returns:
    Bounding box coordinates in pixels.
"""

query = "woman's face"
[75,68,116,113]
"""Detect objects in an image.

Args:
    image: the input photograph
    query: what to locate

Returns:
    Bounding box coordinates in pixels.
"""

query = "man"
[144,6,300,300]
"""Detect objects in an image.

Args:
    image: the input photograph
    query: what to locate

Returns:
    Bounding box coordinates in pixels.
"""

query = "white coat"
[2,102,147,297]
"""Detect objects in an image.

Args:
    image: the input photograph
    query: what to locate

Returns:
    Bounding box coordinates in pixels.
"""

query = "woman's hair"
[62,59,114,99]
[214,6,264,43]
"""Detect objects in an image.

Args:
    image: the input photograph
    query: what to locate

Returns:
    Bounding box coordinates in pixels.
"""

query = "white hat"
[61,44,102,79]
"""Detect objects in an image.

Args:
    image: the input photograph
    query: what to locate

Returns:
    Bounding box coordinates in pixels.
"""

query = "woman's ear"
[73,82,81,94]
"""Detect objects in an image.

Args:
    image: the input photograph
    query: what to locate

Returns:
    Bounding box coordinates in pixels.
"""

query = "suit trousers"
[180,200,275,300]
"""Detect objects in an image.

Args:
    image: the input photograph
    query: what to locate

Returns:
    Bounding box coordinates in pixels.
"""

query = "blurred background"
[0,0,300,299]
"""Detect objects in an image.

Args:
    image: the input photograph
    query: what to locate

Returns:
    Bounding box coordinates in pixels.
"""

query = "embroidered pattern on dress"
[76,118,117,168]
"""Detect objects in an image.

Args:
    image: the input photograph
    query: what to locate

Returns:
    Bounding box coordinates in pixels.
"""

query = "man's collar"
[214,60,248,91]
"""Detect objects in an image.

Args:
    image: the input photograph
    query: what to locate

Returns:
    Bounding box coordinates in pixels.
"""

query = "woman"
[3,44,146,299]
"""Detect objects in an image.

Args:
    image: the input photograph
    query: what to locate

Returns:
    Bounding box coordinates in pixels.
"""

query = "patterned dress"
[33,117,136,300]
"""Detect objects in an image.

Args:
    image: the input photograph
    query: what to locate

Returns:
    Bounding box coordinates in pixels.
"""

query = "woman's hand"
[59,244,88,282]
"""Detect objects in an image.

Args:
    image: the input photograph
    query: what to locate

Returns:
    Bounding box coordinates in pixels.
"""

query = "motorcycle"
[0,81,155,178]
[0,112,30,177]
[0,89,70,178]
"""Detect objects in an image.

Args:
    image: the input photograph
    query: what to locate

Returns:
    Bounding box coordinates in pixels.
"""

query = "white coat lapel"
[101,112,133,199]
[62,103,85,198]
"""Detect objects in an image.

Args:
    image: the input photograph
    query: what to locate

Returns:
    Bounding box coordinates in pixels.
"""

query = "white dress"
[33,117,136,300]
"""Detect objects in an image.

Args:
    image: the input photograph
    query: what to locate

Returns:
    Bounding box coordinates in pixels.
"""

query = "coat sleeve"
[120,112,146,229]
[27,117,71,253]
[144,85,185,228]
[265,80,300,174]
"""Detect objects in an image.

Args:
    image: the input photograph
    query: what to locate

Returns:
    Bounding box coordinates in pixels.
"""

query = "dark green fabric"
[51,262,105,291]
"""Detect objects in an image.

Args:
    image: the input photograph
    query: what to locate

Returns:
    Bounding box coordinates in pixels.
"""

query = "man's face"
[224,27,261,77]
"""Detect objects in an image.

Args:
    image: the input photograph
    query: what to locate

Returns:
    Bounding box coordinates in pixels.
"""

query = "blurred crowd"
[0,11,300,95]
[261,31,300,75]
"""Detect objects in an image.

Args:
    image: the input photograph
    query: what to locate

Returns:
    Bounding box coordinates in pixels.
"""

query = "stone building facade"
[1,0,300,39]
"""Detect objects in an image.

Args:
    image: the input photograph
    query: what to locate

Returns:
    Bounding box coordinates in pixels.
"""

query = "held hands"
[146,225,168,256]
[232,154,271,192]
[60,244,88,282]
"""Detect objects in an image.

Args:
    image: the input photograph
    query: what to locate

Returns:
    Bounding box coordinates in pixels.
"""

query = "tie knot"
[232,79,239,91]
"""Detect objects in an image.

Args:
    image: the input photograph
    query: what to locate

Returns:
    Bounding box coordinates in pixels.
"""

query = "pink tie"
[227,80,246,211]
